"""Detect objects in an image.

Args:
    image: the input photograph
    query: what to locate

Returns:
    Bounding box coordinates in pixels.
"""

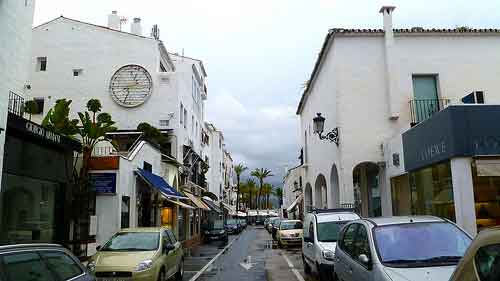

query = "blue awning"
[136,168,187,199]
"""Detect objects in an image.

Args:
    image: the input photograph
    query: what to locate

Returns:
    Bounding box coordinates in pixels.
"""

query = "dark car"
[225,219,241,234]
[0,243,94,281]
[272,219,282,240]
[203,220,229,243]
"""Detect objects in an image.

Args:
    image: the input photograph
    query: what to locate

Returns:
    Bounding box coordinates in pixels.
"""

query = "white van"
[302,210,360,281]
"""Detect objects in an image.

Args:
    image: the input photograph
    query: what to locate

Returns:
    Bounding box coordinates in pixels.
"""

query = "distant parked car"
[267,217,279,233]
[272,219,282,240]
[302,209,360,281]
[333,216,472,281]
[225,219,241,234]
[450,226,500,281]
[88,227,184,281]
[0,243,94,281]
[203,220,229,243]
[239,219,247,229]
[277,220,303,248]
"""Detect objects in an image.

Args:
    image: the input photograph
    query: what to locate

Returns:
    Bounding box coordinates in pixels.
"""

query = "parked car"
[0,243,94,281]
[277,220,303,248]
[239,219,247,229]
[88,227,184,281]
[267,217,279,233]
[272,219,282,240]
[450,226,500,281]
[302,209,360,281]
[203,220,229,243]
[225,219,241,234]
[333,216,472,281]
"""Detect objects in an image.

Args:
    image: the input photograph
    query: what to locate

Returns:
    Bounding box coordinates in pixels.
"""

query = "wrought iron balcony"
[409,98,450,126]
[8,91,25,117]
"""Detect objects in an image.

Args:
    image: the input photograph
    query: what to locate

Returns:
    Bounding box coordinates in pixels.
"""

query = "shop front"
[391,105,500,235]
[0,113,81,245]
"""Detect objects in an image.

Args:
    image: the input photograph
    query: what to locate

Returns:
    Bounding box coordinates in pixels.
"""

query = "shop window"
[161,206,173,229]
[121,196,130,229]
[472,160,500,230]
[410,161,455,221]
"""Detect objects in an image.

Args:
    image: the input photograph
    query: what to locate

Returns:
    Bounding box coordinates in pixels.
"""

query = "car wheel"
[175,259,184,280]
[157,269,166,281]
[302,255,311,274]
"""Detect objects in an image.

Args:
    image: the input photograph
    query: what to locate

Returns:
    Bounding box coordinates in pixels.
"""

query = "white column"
[450,158,477,236]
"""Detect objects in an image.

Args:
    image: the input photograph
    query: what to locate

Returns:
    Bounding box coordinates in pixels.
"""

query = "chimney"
[107,10,120,30]
[131,17,142,36]
[379,6,396,38]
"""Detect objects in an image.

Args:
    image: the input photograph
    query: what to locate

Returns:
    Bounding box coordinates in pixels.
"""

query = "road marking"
[282,253,306,281]
[240,255,255,270]
[188,236,239,281]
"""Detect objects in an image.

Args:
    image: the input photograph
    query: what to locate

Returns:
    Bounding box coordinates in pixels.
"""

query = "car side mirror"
[96,245,102,251]
[163,244,175,254]
[358,254,372,269]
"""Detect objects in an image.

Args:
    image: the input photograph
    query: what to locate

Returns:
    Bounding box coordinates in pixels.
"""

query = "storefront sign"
[90,173,117,194]
[25,122,61,144]
[89,156,119,170]
[403,105,500,171]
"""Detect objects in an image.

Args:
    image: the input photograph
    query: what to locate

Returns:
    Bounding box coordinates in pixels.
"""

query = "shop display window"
[472,160,500,230]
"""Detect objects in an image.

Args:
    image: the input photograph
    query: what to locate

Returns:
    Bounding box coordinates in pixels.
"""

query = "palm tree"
[250,168,274,210]
[262,183,272,209]
[245,179,257,209]
[274,187,283,208]
[234,164,248,212]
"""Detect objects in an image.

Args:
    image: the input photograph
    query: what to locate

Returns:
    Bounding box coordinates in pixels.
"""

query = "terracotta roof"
[296,26,500,114]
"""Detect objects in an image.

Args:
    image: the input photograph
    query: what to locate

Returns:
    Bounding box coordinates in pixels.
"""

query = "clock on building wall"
[109,65,153,107]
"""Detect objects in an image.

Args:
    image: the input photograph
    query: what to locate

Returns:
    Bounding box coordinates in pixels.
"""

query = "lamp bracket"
[319,127,339,145]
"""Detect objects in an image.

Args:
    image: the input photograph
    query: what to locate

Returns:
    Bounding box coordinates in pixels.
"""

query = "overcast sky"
[34,0,500,186]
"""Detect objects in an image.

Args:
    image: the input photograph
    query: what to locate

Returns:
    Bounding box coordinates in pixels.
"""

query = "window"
[143,162,152,172]
[37,57,47,71]
[159,119,169,127]
[475,243,500,281]
[340,224,359,257]
[352,225,371,264]
[40,251,83,280]
[412,75,439,122]
[73,69,83,76]
[160,62,167,72]
[180,104,184,124]
[183,109,187,129]
[163,230,173,246]
[33,98,44,114]
[191,115,194,134]
[1,252,54,281]
[317,221,349,242]
[121,196,130,229]
[167,229,177,243]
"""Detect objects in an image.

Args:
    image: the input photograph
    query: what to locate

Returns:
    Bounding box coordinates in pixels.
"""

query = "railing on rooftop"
[409,98,450,126]
[8,91,24,117]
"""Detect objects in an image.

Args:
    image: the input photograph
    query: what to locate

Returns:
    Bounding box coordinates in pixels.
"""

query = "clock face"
[109,65,153,107]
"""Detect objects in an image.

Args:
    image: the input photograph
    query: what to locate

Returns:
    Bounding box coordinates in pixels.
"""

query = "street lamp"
[313,113,339,145]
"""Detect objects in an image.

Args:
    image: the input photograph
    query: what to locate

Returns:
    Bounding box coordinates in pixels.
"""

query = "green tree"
[245,179,257,209]
[274,187,283,208]
[250,168,274,210]
[42,99,79,136]
[23,100,39,121]
[137,122,168,146]
[262,183,273,209]
[234,164,248,212]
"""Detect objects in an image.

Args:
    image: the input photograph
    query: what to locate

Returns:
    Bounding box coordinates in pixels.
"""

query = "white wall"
[0,0,36,188]
[299,22,500,213]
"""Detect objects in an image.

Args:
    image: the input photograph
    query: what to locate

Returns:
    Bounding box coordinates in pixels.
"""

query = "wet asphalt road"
[184,226,319,281]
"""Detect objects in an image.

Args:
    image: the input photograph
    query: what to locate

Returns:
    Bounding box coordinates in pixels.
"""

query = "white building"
[203,122,225,200]
[297,6,500,235]
[27,12,228,248]
[283,165,304,219]
[222,149,236,208]
[0,0,36,186]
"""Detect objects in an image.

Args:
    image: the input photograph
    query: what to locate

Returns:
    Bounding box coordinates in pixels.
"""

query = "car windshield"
[374,222,472,267]
[213,220,224,229]
[317,221,349,242]
[101,232,160,251]
[280,221,303,230]
[227,219,238,225]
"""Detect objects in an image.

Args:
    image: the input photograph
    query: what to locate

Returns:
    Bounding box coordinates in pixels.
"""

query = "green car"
[87,227,184,281]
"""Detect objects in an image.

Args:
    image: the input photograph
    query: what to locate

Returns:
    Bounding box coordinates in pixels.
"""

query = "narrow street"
[185,226,317,281]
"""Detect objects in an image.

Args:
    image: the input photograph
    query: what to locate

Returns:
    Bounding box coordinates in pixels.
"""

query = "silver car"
[333,216,472,281]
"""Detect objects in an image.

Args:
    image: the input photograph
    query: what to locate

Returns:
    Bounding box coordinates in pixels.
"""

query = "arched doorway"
[304,183,313,213]
[330,165,340,208]
[314,174,328,209]
[353,162,381,217]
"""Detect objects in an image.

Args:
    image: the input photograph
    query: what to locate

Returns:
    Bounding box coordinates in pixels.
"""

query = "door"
[350,224,373,281]
[302,216,314,265]
[412,75,439,122]
[335,223,359,281]
[162,230,177,277]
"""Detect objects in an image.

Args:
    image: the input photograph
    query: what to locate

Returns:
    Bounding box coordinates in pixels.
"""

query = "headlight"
[219,230,225,234]
[87,260,96,273]
[135,260,154,272]
[322,250,335,261]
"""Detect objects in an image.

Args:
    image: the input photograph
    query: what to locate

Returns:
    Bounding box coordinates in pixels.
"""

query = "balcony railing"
[8,91,25,117]
[409,98,450,125]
